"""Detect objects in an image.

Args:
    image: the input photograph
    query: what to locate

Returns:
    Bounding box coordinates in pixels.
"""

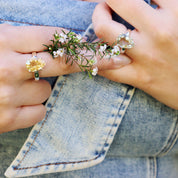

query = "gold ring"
[26,52,46,81]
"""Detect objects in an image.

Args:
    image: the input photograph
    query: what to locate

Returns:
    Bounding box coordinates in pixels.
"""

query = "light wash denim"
[0,0,177,178]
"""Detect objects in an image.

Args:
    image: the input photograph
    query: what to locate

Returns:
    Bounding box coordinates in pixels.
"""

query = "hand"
[0,24,125,133]
[92,0,178,110]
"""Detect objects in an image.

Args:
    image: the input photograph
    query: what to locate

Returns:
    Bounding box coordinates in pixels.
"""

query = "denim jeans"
[0,0,177,178]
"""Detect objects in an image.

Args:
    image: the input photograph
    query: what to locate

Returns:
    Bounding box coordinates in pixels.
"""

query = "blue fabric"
[0,0,177,178]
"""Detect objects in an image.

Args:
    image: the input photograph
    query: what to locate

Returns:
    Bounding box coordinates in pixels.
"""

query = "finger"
[18,52,81,80]
[7,105,46,132]
[93,2,141,58]
[153,0,178,11]
[99,56,154,91]
[106,0,157,31]
[15,79,51,106]
[98,62,138,86]
[96,54,132,71]
[93,2,127,44]
[17,49,133,80]
[98,53,152,90]
[1,24,65,53]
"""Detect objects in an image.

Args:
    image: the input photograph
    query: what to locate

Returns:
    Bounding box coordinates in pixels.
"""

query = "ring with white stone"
[117,29,134,53]
[26,52,46,81]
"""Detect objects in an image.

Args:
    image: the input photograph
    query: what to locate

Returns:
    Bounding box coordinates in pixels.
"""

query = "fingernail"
[112,55,131,67]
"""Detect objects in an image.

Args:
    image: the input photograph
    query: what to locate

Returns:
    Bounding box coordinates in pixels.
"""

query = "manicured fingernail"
[112,55,131,66]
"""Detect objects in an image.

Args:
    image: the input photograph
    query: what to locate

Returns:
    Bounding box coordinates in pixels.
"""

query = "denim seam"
[153,157,157,178]
[0,18,85,32]
[148,157,157,178]
[155,117,178,157]
[94,86,135,159]
[13,76,68,170]
[12,77,135,171]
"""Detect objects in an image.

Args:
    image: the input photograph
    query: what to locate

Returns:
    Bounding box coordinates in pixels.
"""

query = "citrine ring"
[26,52,46,81]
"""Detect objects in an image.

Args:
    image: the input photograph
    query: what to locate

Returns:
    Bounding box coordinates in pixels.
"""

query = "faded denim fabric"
[0,0,177,178]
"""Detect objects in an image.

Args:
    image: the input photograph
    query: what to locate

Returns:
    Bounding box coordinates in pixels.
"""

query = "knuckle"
[0,65,14,82]
[0,24,11,45]
[0,86,14,105]
[93,21,109,39]
[153,26,173,45]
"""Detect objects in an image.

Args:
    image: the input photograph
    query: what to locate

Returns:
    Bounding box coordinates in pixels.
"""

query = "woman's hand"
[92,0,178,110]
[0,24,123,133]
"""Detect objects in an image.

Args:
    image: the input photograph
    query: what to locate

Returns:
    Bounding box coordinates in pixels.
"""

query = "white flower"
[53,51,58,58]
[76,34,82,41]
[92,67,98,76]
[57,48,64,57]
[110,45,120,56]
[99,44,107,53]
[59,33,67,43]
[113,45,120,53]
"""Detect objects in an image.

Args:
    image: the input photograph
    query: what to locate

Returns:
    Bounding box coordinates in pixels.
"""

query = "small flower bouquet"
[44,30,120,78]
